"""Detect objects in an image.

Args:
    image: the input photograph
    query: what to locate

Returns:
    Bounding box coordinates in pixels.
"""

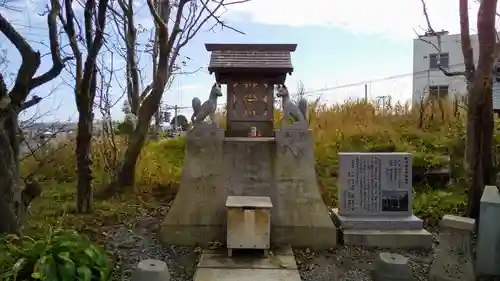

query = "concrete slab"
[198,253,297,269]
[203,245,294,256]
[194,268,301,281]
[343,229,433,249]
[194,246,301,281]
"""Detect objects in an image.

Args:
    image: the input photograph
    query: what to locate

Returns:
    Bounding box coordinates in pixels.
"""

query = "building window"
[428,85,449,99]
[429,53,449,70]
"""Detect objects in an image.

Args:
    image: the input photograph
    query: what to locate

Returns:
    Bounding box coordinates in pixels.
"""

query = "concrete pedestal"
[160,126,337,249]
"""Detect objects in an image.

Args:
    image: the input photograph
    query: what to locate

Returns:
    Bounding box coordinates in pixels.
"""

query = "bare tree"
[95,52,122,182]
[0,2,70,233]
[100,0,248,197]
[419,0,498,219]
[57,0,110,213]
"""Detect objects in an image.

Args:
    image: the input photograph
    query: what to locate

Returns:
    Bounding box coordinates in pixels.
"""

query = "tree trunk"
[465,84,485,219]
[75,67,97,213]
[464,0,497,219]
[482,84,494,186]
[0,102,42,234]
[75,109,94,213]
[98,118,150,198]
[0,1,67,233]
[116,127,148,186]
[0,110,22,233]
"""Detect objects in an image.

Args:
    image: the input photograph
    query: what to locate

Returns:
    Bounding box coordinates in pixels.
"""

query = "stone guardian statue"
[277,84,308,124]
[191,83,223,126]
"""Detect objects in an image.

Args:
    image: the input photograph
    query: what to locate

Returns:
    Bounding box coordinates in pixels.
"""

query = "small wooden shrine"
[205,43,297,137]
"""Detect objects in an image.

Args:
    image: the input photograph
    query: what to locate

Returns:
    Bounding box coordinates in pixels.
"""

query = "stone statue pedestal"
[160,124,337,249]
[272,125,337,248]
[160,123,226,245]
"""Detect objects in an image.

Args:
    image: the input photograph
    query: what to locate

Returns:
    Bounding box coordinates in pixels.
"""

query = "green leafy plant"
[0,228,112,281]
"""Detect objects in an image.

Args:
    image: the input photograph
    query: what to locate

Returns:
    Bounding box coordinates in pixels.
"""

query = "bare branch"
[417,0,474,79]
[20,95,42,111]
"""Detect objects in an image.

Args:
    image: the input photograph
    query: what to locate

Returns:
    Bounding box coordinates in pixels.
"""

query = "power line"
[301,62,466,97]
[165,63,468,109]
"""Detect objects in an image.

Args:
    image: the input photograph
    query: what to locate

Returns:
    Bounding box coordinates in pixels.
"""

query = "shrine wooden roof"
[205,44,297,74]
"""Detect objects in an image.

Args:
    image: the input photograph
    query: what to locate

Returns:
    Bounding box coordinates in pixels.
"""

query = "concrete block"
[131,259,170,281]
[343,229,433,249]
[429,216,475,281]
[371,252,414,281]
[476,185,500,276]
[440,214,475,231]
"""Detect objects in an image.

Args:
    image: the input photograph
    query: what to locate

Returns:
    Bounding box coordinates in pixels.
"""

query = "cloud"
[226,0,490,40]
[179,84,200,91]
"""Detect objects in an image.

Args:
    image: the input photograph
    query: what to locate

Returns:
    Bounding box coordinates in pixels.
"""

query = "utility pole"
[173,105,178,130]
[376,95,391,114]
[364,84,368,102]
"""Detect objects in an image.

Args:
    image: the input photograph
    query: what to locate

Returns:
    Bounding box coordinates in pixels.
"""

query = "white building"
[412,31,479,104]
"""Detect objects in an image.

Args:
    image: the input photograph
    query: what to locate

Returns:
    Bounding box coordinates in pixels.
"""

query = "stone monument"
[331,152,432,248]
[160,43,337,249]
[429,215,475,281]
[476,185,500,276]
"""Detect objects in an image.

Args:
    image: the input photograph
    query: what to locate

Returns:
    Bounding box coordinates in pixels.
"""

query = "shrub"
[0,228,112,281]
[22,99,487,222]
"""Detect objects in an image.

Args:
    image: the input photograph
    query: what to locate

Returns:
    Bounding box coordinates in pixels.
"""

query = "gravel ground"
[96,196,493,281]
[102,214,200,281]
[295,246,433,281]
[100,215,497,281]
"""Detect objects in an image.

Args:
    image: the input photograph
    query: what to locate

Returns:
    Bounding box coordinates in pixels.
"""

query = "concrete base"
[334,213,423,230]
[194,246,301,281]
[160,126,337,249]
[343,229,433,249]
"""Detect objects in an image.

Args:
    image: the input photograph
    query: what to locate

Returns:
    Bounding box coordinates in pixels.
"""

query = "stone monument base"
[332,209,432,249]
[333,213,423,230]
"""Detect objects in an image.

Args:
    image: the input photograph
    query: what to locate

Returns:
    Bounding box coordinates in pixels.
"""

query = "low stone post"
[371,252,414,281]
[131,259,171,281]
[476,185,500,276]
[428,214,475,281]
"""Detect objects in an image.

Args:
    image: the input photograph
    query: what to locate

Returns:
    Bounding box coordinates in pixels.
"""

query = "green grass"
[20,100,487,233]
[23,182,169,243]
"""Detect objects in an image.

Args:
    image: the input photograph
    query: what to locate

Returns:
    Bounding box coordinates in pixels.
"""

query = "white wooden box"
[225,196,272,257]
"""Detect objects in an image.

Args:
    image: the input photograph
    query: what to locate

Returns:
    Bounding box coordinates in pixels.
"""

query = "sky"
[0,0,490,123]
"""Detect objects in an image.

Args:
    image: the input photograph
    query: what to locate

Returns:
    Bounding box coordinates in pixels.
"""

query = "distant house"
[412,31,500,108]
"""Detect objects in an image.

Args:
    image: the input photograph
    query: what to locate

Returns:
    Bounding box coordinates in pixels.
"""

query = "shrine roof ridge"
[205,43,297,52]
